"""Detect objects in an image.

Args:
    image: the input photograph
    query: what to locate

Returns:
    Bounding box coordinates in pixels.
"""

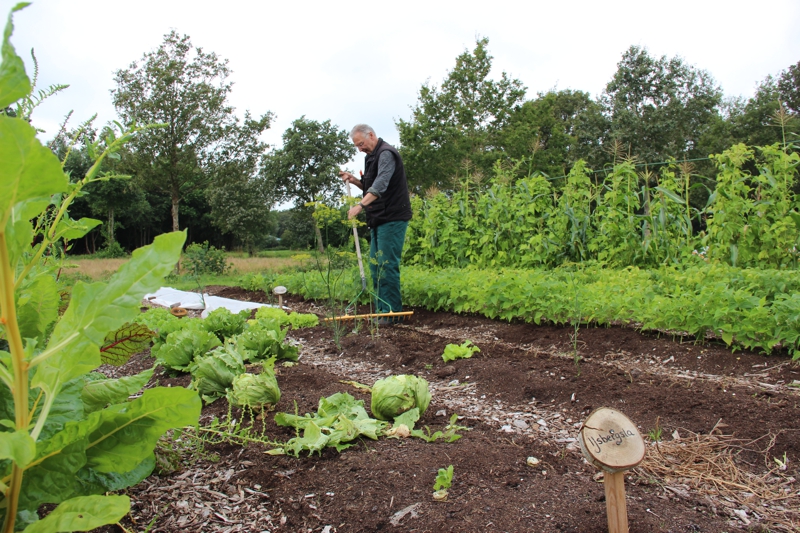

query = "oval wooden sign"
[579,407,645,473]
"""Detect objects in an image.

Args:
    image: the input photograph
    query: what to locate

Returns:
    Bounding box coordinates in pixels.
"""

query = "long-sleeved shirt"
[366,150,395,198]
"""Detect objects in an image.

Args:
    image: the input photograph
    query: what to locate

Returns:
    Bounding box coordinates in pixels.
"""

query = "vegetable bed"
[89,286,800,533]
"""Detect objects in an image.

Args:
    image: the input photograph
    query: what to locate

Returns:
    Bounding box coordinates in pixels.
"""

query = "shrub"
[94,241,128,258]
[183,241,230,275]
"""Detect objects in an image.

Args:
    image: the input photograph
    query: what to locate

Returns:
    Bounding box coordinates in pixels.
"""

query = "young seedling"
[433,465,454,501]
[442,340,480,362]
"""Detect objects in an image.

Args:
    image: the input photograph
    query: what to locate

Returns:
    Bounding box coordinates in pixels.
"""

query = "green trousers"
[369,220,409,315]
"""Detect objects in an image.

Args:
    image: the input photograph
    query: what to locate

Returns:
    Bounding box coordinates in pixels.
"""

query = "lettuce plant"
[0,7,201,531]
[441,340,480,362]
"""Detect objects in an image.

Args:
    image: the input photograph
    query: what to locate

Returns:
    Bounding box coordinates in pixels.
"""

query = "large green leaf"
[33,231,185,396]
[81,368,154,413]
[16,272,59,342]
[21,495,129,533]
[84,386,200,473]
[0,3,30,109]
[53,217,102,242]
[76,455,155,494]
[0,116,67,223]
[0,428,34,467]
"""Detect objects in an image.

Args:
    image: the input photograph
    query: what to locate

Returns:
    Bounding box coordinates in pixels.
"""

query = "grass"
[61,253,306,284]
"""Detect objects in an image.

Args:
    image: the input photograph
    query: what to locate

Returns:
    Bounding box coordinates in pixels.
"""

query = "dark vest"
[362,138,412,228]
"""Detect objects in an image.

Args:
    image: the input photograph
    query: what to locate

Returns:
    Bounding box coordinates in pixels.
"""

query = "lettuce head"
[370,375,431,421]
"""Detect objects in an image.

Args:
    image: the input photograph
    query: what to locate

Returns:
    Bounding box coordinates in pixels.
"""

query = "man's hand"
[339,170,359,185]
[347,204,363,220]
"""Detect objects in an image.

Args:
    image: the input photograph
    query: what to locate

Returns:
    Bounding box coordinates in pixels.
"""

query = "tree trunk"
[107,208,115,245]
[314,222,324,254]
[171,191,180,233]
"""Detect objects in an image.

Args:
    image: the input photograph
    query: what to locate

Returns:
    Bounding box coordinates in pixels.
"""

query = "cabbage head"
[190,345,245,403]
[226,367,280,410]
[370,375,431,421]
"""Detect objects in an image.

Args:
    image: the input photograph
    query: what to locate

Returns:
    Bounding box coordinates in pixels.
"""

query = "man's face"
[352,131,377,154]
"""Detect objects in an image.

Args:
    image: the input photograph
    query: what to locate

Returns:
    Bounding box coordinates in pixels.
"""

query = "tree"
[112,31,270,234]
[206,112,276,254]
[397,37,526,192]
[601,46,723,163]
[500,89,608,179]
[262,117,355,253]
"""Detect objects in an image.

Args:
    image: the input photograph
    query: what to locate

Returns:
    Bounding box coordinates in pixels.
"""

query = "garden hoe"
[323,175,413,324]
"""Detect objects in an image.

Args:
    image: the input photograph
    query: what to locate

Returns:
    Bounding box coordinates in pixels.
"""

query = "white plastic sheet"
[143,287,284,318]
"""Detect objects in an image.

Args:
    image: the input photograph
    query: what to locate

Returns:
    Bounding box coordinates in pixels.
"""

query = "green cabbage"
[226,366,280,410]
[370,375,431,421]
[189,345,245,403]
[154,329,222,371]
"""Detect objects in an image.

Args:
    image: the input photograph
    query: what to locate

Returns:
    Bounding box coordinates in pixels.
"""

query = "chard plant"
[0,5,200,531]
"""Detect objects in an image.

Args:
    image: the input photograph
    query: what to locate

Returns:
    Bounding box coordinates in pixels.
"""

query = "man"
[339,124,412,324]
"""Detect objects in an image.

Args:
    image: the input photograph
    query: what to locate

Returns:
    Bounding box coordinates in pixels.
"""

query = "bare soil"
[95,286,800,533]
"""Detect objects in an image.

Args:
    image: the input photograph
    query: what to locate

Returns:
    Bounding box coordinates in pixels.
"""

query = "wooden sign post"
[578,407,645,533]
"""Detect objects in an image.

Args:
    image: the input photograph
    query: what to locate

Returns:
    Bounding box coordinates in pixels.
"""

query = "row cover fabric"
[143,287,285,318]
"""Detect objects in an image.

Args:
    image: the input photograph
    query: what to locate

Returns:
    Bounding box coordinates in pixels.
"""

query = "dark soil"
[95,286,800,533]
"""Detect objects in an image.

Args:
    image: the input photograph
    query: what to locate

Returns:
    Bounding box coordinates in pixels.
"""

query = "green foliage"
[433,464,454,501]
[112,30,272,234]
[189,345,246,403]
[370,375,431,421]
[271,392,388,456]
[601,45,723,163]
[442,341,480,362]
[0,11,201,531]
[154,329,221,372]
[434,464,454,491]
[397,37,526,192]
[93,240,127,259]
[183,241,230,276]
[225,363,280,411]
[202,307,248,341]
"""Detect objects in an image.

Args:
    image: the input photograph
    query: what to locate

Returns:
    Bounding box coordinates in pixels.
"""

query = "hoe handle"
[347,181,367,290]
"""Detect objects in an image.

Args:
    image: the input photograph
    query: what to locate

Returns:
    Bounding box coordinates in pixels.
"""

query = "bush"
[183,241,230,276]
[94,241,128,258]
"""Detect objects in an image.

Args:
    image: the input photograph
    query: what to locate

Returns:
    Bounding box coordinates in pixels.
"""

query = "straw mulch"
[636,422,799,532]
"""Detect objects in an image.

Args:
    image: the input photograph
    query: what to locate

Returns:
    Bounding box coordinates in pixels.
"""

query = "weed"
[647,416,663,442]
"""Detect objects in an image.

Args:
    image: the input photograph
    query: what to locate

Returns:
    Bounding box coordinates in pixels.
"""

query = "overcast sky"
[11,0,800,173]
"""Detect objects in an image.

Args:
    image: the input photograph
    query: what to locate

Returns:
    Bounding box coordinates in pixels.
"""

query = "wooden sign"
[578,407,645,533]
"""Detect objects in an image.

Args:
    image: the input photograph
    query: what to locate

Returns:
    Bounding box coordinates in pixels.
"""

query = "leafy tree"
[501,89,608,179]
[262,117,355,252]
[601,46,723,163]
[778,60,800,115]
[397,37,526,192]
[112,31,270,234]
[206,112,276,255]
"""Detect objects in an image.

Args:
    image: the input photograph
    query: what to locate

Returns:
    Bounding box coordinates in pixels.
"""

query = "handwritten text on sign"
[586,428,637,454]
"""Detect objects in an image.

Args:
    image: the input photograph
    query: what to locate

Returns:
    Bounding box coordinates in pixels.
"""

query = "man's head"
[350,124,379,154]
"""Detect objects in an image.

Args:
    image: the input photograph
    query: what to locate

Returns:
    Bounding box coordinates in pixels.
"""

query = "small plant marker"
[578,407,645,533]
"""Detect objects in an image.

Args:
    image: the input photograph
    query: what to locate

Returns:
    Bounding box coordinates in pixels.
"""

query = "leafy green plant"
[153,329,222,372]
[270,392,387,456]
[433,465,454,501]
[189,345,246,403]
[225,361,281,411]
[441,340,480,362]
[202,307,249,341]
[0,8,201,531]
[183,241,230,276]
[94,241,128,259]
[370,375,431,421]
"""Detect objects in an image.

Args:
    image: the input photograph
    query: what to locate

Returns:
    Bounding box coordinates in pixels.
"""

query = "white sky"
[10,0,800,174]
